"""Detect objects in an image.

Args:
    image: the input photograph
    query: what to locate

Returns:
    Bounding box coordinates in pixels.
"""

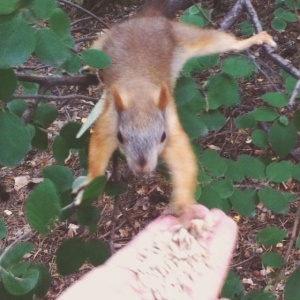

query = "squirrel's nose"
[132,156,150,175]
[138,156,147,168]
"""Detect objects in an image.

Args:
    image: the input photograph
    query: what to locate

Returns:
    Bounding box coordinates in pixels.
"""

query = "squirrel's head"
[111,84,168,175]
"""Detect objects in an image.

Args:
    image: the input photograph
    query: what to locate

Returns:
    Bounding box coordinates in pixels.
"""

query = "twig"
[271,202,300,293]
[190,0,214,25]
[219,0,244,30]
[16,73,99,89]
[0,229,34,264]
[12,94,98,103]
[289,79,300,106]
[59,0,109,28]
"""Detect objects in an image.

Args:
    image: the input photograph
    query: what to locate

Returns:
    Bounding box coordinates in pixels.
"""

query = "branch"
[219,0,244,30]
[13,94,98,103]
[219,0,300,101]
[59,0,109,28]
[289,79,300,106]
[16,72,99,89]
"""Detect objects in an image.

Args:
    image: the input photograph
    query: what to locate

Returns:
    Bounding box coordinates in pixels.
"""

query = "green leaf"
[85,239,110,266]
[292,164,300,181]
[296,236,300,249]
[230,189,258,218]
[0,0,20,15]
[256,227,286,247]
[262,252,284,269]
[32,0,58,19]
[35,28,71,66]
[43,166,74,193]
[180,14,205,27]
[25,179,61,234]
[198,185,231,213]
[250,107,278,122]
[174,76,200,106]
[237,21,255,36]
[279,115,289,126]
[0,243,33,269]
[200,150,227,177]
[266,161,292,182]
[221,270,244,300]
[207,73,239,109]
[284,0,300,9]
[0,69,17,101]
[224,159,244,182]
[261,92,289,107]
[76,205,100,227]
[1,267,39,296]
[0,218,6,239]
[49,8,71,39]
[0,111,31,166]
[20,81,39,95]
[258,187,289,213]
[104,181,128,196]
[285,76,300,97]
[0,18,36,68]
[178,107,208,139]
[237,155,266,180]
[52,136,70,164]
[82,176,107,205]
[274,7,285,17]
[284,267,300,300]
[292,110,300,130]
[210,179,234,199]
[282,11,298,22]
[32,263,51,297]
[63,53,82,73]
[268,121,297,158]
[60,122,90,149]
[82,49,111,69]
[252,130,268,149]
[271,17,287,31]
[221,55,255,78]
[33,102,58,127]
[242,291,275,300]
[56,238,86,276]
[7,99,28,117]
[200,110,226,131]
[31,126,48,150]
[235,114,257,129]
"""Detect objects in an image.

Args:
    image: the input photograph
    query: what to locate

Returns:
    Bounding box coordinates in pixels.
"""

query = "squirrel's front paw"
[254,31,277,48]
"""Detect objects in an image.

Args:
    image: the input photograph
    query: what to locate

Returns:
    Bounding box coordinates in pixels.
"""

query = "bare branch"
[16,72,99,89]
[59,0,109,28]
[13,94,98,103]
[289,79,300,106]
[219,0,244,30]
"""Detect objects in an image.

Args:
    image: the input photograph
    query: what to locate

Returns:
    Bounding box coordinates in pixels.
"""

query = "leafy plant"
[1,0,300,299]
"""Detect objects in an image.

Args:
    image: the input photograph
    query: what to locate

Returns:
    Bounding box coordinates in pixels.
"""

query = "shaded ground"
[1,0,300,299]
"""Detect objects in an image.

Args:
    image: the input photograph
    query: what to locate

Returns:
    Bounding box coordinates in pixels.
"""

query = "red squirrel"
[88,1,276,213]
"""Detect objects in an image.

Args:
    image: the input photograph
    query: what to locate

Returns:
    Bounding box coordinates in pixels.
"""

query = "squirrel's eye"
[117,131,124,144]
[160,132,166,143]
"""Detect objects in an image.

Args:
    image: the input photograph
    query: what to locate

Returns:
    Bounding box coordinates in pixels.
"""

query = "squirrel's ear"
[111,86,125,112]
[158,84,168,110]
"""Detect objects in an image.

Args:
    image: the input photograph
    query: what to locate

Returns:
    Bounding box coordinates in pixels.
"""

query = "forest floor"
[1,0,300,299]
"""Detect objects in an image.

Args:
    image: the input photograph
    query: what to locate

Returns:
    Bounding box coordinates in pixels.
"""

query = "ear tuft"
[158,84,169,110]
[111,86,125,112]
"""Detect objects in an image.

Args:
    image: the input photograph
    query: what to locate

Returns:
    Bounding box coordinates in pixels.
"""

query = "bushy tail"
[137,0,193,19]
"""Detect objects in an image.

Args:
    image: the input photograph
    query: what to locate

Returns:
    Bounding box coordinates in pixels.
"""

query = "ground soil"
[1,0,300,299]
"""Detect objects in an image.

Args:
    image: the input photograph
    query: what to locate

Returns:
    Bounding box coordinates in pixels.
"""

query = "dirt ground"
[1,0,300,299]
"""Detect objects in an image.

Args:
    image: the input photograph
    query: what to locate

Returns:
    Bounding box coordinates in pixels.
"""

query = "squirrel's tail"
[137,0,193,19]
